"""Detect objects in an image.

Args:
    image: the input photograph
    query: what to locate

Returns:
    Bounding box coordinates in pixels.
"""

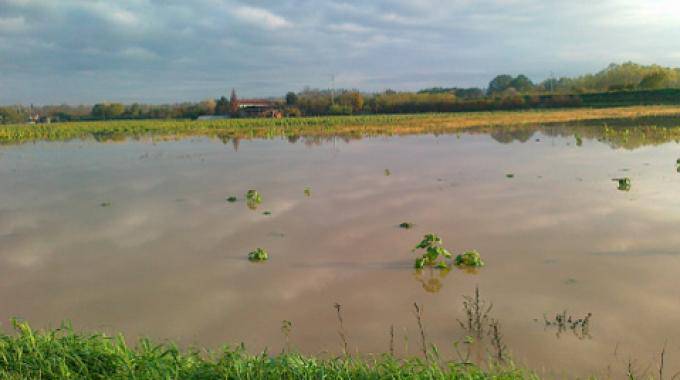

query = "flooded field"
[1,125,680,377]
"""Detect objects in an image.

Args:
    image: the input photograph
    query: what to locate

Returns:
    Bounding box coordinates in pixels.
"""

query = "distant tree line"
[2,62,680,124]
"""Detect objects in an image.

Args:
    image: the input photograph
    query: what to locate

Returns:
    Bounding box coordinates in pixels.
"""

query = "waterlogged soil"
[2,128,680,377]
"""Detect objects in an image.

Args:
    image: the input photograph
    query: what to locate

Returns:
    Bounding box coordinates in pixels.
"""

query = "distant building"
[238,99,282,118]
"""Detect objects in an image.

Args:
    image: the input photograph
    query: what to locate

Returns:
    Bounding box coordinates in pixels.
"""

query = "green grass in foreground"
[0,320,534,380]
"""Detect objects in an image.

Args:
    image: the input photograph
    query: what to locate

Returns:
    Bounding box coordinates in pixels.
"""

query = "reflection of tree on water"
[489,128,536,144]
[413,267,451,293]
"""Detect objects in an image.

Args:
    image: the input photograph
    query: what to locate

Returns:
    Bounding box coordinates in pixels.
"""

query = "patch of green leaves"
[248,248,268,262]
[226,196,237,202]
[612,177,631,191]
[412,234,451,269]
[304,187,311,197]
[399,222,413,229]
[246,190,262,209]
[505,173,514,178]
[455,250,485,267]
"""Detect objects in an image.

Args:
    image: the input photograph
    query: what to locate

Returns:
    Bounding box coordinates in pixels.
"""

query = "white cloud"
[0,16,27,33]
[231,5,292,29]
[327,22,371,33]
[120,46,158,61]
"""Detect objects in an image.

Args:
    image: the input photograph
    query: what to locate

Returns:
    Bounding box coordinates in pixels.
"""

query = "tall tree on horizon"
[229,89,239,116]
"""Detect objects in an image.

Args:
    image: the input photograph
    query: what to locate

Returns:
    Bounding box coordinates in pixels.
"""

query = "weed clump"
[612,177,631,191]
[399,222,414,229]
[455,250,485,267]
[226,196,237,202]
[412,234,452,269]
[248,248,268,262]
[246,190,262,209]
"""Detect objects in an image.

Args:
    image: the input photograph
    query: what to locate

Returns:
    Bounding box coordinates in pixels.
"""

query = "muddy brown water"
[1,127,680,377]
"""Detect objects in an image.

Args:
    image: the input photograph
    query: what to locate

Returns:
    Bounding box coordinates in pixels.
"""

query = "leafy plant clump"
[100,202,111,207]
[248,248,268,262]
[676,158,680,172]
[399,222,414,229]
[246,190,262,209]
[226,196,237,202]
[412,234,452,269]
[612,177,631,191]
[304,187,311,197]
[455,250,485,267]
[505,173,514,178]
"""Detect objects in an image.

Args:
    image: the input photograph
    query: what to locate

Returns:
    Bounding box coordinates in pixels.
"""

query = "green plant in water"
[263,211,272,216]
[399,222,413,229]
[226,196,237,202]
[246,190,262,209]
[248,248,268,262]
[304,187,311,197]
[100,202,111,207]
[505,173,514,178]
[612,177,631,191]
[575,134,583,146]
[412,234,451,269]
[455,250,485,267]
[384,169,391,176]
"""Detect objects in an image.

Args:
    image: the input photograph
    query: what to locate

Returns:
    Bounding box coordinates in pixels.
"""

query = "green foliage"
[246,190,262,209]
[248,248,268,261]
[92,103,125,119]
[613,177,631,191]
[399,222,413,229]
[412,234,452,269]
[304,187,311,197]
[0,320,535,380]
[506,173,514,178]
[285,91,298,106]
[226,196,237,202]
[100,202,111,207]
[455,250,485,267]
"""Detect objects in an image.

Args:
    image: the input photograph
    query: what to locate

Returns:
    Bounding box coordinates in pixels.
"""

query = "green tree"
[487,75,514,95]
[510,74,534,92]
[285,92,298,105]
[639,71,669,89]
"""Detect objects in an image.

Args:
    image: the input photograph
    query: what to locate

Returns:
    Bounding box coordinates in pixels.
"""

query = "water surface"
[1,127,680,377]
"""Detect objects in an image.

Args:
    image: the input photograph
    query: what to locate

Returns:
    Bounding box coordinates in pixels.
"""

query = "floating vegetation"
[412,234,452,269]
[455,250,485,268]
[505,173,514,178]
[226,196,237,203]
[100,202,111,207]
[246,190,262,209]
[304,187,311,197]
[542,310,592,339]
[676,158,680,172]
[263,211,272,216]
[612,177,631,191]
[384,169,391,176]
[247,248,268,262]
[399,222,414,229]
[575,134,583,146]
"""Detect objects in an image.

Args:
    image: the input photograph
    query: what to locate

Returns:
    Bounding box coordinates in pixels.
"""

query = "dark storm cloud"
[1,0,679,104]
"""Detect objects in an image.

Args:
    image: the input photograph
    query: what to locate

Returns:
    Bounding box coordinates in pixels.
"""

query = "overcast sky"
[1,0,680,104]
